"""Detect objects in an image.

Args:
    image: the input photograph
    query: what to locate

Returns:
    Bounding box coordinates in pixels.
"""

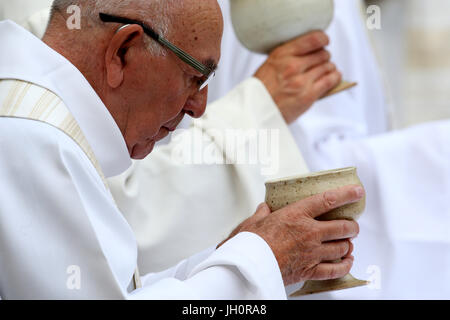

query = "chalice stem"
[321,80,357,99]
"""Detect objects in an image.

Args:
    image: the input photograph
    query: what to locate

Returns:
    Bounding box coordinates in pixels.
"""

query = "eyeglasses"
[99,12,216,91]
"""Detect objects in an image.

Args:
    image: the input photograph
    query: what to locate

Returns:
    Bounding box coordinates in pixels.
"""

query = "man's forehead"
[173,23,222,71]
[167,0,223,69]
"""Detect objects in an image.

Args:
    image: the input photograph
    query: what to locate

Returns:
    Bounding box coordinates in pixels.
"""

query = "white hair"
[50,0,179,55]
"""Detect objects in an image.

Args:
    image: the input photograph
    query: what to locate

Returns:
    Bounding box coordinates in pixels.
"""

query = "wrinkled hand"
[254,31,342,124]
[219,185,363,286]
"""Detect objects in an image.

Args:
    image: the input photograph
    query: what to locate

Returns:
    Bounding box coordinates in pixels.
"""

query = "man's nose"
[184,87,208,118]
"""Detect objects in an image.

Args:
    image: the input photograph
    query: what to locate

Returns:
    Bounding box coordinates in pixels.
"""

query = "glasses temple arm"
[99,13,212,76]
[158,38,211,76]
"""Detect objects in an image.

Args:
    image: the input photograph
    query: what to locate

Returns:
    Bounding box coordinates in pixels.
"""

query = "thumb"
[254,203,272,219]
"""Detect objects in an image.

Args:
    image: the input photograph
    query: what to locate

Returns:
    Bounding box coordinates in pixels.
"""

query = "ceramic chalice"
[265,167,368,296]
[230,0,357,97]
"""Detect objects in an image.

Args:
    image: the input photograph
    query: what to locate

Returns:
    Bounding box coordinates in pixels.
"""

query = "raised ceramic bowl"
[230,0,334,53]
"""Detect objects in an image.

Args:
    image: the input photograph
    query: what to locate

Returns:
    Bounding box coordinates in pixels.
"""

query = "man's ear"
[104,24,145,89]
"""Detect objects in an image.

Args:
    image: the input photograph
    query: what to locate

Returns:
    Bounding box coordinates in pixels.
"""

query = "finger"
[310,256,354,280]
[254,203,272,220]
[313,70,342,98]
[287,185,365,219]
[297,50,331,72]
[273,31,329,57]
[345,240,354,258]
[305,62,336,82]
[319,240,350,261]
[319,220,360,242]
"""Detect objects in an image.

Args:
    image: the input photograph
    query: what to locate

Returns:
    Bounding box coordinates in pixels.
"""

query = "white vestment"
[0,0,51,28]
[0,20,287,300]
[289,0,389,169]
[109,0,450,299]
[13,1,449,299]
[108,0,387,273]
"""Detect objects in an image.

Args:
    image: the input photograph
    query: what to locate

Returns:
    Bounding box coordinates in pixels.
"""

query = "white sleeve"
[108,78,309,274]
[129,232,287,300]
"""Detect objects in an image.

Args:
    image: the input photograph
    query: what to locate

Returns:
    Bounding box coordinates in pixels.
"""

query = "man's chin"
[129,127,171,159]
[130,140,156,160]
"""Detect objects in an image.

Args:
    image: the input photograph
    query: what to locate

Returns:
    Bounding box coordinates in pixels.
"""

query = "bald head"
[47,0,170,55]
[47,0,222,55]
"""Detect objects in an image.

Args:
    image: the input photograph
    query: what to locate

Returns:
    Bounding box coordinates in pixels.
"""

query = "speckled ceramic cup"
[265,167,368,296]
[265,167,365,220]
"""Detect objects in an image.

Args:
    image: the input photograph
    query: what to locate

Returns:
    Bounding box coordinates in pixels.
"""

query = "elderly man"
[107,0,378,275]
[22,0,449,300]
[0,0,363,299]
[108,0,450,300]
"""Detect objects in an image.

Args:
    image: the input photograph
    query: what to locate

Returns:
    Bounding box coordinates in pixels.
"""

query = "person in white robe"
[10,0,449,299]
[0,0,363,299]
[107,0,388,274]
[1,0,387,282]
[107,0,348,274]
[108,0,450,299]
[286,1,450,300]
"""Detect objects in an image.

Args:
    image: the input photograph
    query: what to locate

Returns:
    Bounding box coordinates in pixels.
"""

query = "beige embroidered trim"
[0,79,142,290]
[0,79,108,187]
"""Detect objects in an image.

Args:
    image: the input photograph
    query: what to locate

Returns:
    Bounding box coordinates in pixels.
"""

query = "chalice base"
[290,274,369,297]
[321,80,357,99]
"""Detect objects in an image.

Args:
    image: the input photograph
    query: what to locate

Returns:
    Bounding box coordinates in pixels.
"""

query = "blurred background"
[1,0,449,130]
[365,0,450,129]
